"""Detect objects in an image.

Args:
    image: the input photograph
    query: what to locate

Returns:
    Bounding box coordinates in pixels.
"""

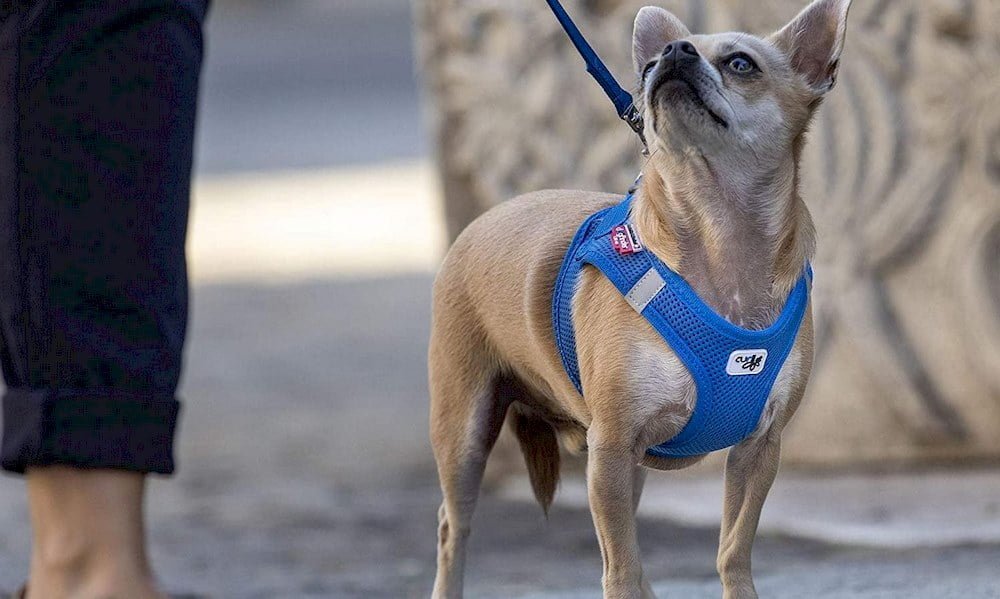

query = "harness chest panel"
[552,196,811,457]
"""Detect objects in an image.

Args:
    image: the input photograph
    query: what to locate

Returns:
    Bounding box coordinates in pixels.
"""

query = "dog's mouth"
[650,73,729,130]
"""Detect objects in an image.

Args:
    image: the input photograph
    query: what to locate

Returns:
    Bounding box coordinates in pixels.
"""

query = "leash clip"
[621,104,648,155]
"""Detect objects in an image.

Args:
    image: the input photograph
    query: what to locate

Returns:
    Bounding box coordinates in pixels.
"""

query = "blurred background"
[1,0,999,597]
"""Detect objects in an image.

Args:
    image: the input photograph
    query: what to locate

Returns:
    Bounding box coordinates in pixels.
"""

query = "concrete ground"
[2,268,999,598]
[2,1,999,598]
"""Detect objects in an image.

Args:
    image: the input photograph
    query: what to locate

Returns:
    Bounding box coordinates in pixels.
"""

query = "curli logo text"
[726,350,768,376]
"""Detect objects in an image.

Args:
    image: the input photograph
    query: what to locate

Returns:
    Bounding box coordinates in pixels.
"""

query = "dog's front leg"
[587,437,650,599]
[716,430,781,599]
[630,465,657,599]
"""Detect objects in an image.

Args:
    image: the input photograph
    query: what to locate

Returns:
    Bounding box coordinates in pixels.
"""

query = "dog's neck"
[632,149,814,330]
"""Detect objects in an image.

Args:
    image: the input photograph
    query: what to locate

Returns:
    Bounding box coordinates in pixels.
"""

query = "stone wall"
[415,0,1000,466]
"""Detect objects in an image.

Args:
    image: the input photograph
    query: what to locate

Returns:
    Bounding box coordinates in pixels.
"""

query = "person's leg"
[0,1,209,595]
[26,468,156,598]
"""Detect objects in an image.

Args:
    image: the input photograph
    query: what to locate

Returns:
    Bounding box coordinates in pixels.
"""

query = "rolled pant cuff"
[1,388,180,474]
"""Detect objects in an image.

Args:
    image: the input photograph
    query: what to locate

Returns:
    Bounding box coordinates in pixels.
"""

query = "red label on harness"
[611,224,643,255]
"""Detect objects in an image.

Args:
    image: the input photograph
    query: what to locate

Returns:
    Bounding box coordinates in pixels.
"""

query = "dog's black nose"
[663,41,699,61]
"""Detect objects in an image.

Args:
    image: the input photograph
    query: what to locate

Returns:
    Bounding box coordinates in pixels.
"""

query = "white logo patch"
[726,350,768,376]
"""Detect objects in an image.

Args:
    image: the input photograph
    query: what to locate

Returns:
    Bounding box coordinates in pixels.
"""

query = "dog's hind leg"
[429,322,509,599]
[716,429,781,599]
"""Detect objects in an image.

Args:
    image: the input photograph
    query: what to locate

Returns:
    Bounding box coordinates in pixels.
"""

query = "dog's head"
[634,0,852,164]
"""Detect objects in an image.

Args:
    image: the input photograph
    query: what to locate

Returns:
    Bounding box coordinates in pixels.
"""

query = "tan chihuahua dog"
[429,0,852,597]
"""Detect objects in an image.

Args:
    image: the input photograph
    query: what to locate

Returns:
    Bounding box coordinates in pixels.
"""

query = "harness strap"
[553,196,812,457]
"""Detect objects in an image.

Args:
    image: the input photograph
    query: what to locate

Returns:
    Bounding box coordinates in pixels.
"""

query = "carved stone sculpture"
[416,0,1000,465]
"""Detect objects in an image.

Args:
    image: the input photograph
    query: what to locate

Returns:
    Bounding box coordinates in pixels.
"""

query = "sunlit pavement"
[504,470,1000,550]
[188,161,446,283]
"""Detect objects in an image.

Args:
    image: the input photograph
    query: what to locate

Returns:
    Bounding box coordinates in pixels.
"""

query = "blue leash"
[544,0,647,150]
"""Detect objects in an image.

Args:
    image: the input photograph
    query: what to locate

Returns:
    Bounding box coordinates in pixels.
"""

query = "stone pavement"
[1,269,998,597]
[0,160,999,597]
[1,155,999,596]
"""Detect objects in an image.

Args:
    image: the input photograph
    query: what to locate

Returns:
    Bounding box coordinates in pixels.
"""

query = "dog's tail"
[510,406,560,515]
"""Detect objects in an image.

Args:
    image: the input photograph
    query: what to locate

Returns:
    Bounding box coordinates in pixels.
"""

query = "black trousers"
[0,0,208,474]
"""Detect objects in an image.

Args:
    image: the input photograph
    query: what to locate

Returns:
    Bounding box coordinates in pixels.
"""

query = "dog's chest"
[622,330,804,445]
[623,326,804,443]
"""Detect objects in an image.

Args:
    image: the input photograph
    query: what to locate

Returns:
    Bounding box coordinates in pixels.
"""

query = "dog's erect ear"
[771,0,852,94]
[633,6,691,75]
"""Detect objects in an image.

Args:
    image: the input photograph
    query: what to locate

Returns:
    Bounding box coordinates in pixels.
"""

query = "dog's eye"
[726,54,757,74]
[641,61,657,82]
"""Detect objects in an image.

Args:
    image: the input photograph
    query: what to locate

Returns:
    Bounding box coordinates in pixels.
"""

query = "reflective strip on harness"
[625,268,665,313]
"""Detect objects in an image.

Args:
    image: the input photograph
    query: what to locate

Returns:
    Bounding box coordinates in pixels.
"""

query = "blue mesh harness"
[552,195,812,457]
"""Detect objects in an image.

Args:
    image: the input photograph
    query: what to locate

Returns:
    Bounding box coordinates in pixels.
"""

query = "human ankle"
[25,467,157,596]
[28,553,161,599]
